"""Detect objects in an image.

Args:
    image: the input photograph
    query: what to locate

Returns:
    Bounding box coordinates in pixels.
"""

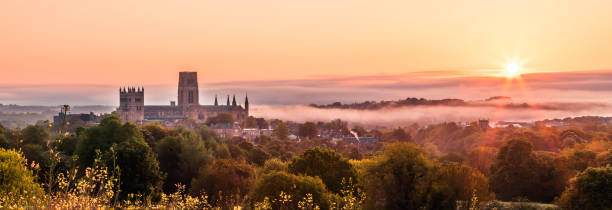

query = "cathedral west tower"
[178,72,199,106]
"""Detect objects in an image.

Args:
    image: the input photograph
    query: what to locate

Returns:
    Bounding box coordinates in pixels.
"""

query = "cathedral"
[117,72,249,125]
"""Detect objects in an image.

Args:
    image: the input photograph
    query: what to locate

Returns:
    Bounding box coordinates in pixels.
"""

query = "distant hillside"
[309,96,607,111]
[310,97,468,110]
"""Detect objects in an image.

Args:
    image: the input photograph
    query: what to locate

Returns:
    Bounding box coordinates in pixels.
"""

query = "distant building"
[52,111,107,131]
[343,137,379,144]
[494,121,533,128]
[478,119,490,131]
[210,123,242,139]
[117,72,249,125]
[242,128,273,141]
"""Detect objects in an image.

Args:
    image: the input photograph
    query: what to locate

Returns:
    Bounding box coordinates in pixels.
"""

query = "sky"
[2,0,612,125]
[2,0,612,86]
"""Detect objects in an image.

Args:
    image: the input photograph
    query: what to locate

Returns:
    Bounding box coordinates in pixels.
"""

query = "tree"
[429,163,494,209]
[466,146,497,176]
[273,122,290,140]
[490,138,565,202]
[0,148,44,203]
[205,112,235,125]
[298,122,318,139]
[362,143,435,209]
[75,115,141,168]
[21,125,49,145]
[191,159,256,206]
[113,139,165,201]
[249,171,330,209]
[141,123,167,147]
[245,116,258,128]
[288,147,356,194]
[75,115,165,201]
[178,131,213,188]
[391,128,411,142]
[155,131,213,193]
[262,158,288,174]
[155,136,183,193]
[557,166,612,210]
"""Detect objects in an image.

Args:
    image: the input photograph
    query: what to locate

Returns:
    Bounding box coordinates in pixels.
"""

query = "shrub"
[557,166,612,209]
[250,171,330,209]
[289,147,357,194]
[0,148,44,206]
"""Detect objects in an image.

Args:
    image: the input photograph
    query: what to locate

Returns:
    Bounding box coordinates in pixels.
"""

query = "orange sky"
[2,0,612,85]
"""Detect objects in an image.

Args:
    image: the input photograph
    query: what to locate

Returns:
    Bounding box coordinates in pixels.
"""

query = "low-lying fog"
[2,70,612,125]
[251,103,612,127]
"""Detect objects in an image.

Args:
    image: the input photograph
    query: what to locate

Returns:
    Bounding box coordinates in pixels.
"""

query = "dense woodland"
[1,114,612,209]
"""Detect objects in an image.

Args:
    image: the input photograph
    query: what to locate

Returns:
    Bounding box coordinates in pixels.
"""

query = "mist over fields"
[251,102,612,127]
[2,70,612,126]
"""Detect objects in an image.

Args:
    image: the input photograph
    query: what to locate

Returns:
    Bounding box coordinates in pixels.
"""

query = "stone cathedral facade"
[117,72,249,125]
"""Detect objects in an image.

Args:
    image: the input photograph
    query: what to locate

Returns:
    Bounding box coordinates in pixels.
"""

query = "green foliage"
[207,112,235,125]
[114,139,165,201]
[414,122,481,153]
[245,116,258,128]
[274,122,290,140]
[262,158,288,174]
[75,115,142,168]
[21,125,49,145]
[155,131,213,193]
[298,122,318,139]
[141,123,167,147]
[250,171,330,209]
[362,143,435,209]
[155,136,183,193]
[0,135,8,149]
[177,131,213,188]
[288,147,357,194]
[191,159,256,206]
[557,166,612,210]
[430,163,493,209]
[490,138,565,202]
[391,128,411,142]
[75,115,164,201]
[237,141,271,166]
[0,148,44,205]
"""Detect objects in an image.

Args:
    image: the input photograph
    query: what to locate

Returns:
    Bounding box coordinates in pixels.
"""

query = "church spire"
[232,95,237,106]
[226,95,230,106]
[214,95,218,106]
[245,93,249,114]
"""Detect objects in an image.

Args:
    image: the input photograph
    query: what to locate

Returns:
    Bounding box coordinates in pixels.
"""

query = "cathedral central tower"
[178,72,199,106]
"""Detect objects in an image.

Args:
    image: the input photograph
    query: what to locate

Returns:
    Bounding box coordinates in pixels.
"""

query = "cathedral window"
[188,91,194,103]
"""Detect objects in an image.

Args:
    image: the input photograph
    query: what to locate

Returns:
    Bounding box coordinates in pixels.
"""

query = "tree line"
[1,115,612,209]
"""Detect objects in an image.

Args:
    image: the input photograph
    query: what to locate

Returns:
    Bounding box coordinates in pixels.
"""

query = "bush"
[288,147,357,194]
[191,159,255,207]
[557,166,612,209]
[75,115,165,201]
[262,158,288,174]
[21,125,49,145]
[362,143,435,209]
[490,138,565,202]
[0,148,44,205]
[250,171,330,209]
[430,163,494,209]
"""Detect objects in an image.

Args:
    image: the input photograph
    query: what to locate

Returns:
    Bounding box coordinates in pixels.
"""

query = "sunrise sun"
[504,62,521,78]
